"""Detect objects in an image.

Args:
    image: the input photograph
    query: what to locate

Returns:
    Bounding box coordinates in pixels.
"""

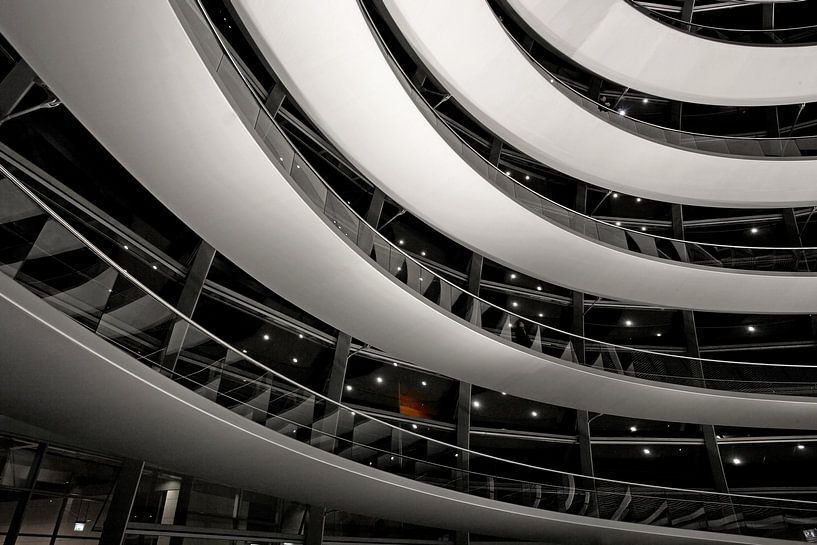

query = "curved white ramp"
[379,0,817,208]
[233,0,817,314]
[506,0,817,107]
[0,273,793,545]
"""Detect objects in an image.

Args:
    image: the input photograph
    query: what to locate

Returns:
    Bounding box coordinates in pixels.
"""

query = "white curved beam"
[381,0,817,208]
[506,0,817,107]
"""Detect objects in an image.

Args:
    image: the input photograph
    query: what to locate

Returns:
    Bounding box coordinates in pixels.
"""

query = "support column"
[264,84,286,117]
[411,67,427,88]
[487,138,503,167]
[311,332,352,451]
[303,505,326,545]
[671,207,728,493]
[680,0,695,24]
[455,381,471,545]
[99,459,145,545]
[465,253,483,325]
[159,241,216,375]
[3,443,46,545]
[0,60,36,119]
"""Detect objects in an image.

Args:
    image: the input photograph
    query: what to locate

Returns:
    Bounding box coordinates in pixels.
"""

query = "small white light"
[421,251,426,256]
[643,448,651,455]
[531,410,538,417]
[419,277,424,281]
[376,376,384,384]
[296,165,300,169]
[615,221,622,226]
[390,456,394,461]
[510,273,517,280]
[618,109,626,116]
[732,457,742,465]
[625,320,633,326]
[411,423,418,429]
[298,334,304,339]
[152,265,158,270]
[263,334,270,341]
[636,198,642,202]
[747,325,756,333]
[454,453,458,457]
[421,380,427,386]
[242,349,247,354]
[74,522,86,532]
[501,392,507,395]
[396,266,402,271]
[538,313,544,318]
[750,227,758,234]
[656,332,662,337]
[473,400,481,408]
[798,444,806,450]
[292,357,298,363]
[629,426,637,432]
[393,362,398,367]
[123,245,129,250]
[346,385,353,391]
[536,286,542,291]
[511,301,519,308]
[525,175,530,180]
[505,171,511,176]
[549,78,554,83]
[641,226,647,232]
[642,98,649,104]
[351,411,356,416]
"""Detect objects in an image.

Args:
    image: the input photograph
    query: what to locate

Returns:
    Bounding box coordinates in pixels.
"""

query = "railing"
[175,0,817,395]
[628,0,817,45]
[3,138,817,543]
[359,0,817,274]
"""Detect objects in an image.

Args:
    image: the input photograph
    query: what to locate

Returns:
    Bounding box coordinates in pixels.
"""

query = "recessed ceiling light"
[747,325,756,332]
[732,457,742,465]
[505,171,511,176]
[263,334,270,341]
[643,448,651,455]
[292,357,298,363]
[531,410,538,417]
[411,423,418,429]
[612,193,619,198]
[473,400,481,408]
[346,385,353,391]
[398,239,405,245]
[421,380,427,386]
[525,175,530,180]
[152,265,158,270]
[656,332,662,337]
[636,197,642,202]
[642,98,649,104]
[123,245,129,250]
[376,376,384,383]
[536,286,542,291]
[510,273,517,279]
[618,109,627,116]
[641,226,647,231]
[629,426,637,432]
[625,320,633,326]
[242,349,247,354]
[421,251,426,256]
[501,392,507,395]
[298,334,304,339]
[798,444,806,450]
[750,227,758,234]
[538,313,544,317]
[511,301,519,308]
[615,221,622,226]
[350,411,356,416]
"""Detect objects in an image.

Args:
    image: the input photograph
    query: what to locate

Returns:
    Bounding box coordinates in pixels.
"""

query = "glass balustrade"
[2,152,817,541]
[627,1,817,45]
